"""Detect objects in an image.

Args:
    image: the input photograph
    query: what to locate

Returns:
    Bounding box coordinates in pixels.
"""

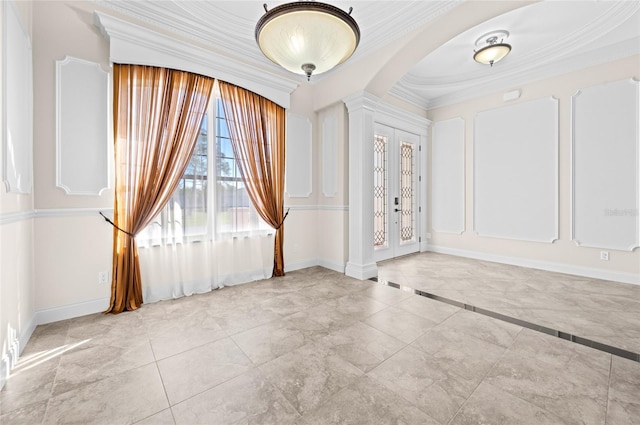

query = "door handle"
[394,208,400,212]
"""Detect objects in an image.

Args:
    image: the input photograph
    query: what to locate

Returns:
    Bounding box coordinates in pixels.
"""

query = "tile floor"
[1,254,639,424]
[378,252,640,355]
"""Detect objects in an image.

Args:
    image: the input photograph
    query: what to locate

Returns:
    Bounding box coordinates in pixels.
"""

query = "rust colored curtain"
[218,81,287,276]
[107,64,214,313]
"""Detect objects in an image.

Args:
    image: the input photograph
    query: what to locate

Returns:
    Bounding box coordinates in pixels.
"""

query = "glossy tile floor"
[378,252,640,355]
[1,256,638,424]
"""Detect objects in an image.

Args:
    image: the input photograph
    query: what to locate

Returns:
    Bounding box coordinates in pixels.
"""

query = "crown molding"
[392,37,640,111]
[94,11,298,108]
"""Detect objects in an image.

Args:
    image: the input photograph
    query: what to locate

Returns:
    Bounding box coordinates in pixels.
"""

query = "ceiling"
[96,0,640,110]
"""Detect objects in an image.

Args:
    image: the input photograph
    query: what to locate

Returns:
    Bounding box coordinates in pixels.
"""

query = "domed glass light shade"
[473,32,511,67]
[255,2,360,80]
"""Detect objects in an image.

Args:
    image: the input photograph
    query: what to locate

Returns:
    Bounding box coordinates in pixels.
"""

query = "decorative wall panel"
[322,114,338,197]
[285,113,312,197]
[474,97,558,243]
[3,2,33,193]
[572,78,639,251]
[56,56,109,195]
[432,118,465,234]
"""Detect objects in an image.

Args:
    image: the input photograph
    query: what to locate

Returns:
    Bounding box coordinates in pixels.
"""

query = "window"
[139,96,269,246]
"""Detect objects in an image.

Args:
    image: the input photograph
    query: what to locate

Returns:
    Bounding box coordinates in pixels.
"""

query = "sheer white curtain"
[137,88,274,303]
[138,236,273,302]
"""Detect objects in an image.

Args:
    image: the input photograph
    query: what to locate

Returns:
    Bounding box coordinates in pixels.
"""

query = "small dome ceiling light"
[473,30,512,67]
[255,1,361,81]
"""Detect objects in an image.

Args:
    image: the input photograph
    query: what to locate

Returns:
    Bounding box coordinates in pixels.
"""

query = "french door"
[373,123,421,262]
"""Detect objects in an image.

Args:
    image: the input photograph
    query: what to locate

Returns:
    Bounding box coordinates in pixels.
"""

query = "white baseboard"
[35,297,110,325]
[20,315,37,355]
[0,356,7,391]
[317,258,346,274]
[426,245,640,285]
[285,259,319,273]
[0,315,36,392]
[285,258,347,274]
[345,261,378,280]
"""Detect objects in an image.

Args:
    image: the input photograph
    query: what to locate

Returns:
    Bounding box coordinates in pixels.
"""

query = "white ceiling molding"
[97,1,462,84]
[93,1,639,109]
[402,2,638,88]
[390,1,639,110]
[374,100,430,137]
[391,37,640,111]
[94,11,298,108]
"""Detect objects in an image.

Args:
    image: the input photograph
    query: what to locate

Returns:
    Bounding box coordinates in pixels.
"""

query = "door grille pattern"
[373,135,387,248]
[400,141,415,242]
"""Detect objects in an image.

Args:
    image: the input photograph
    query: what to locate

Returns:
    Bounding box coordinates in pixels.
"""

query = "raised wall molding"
[0,210,34,225]
[474,96,559,243]
[284,205,348,211]
[322,114,338,198]
[56,56,110,196]
[432,117,465,234]
[34,208,114,218]
[285,113,312,198]
[572,78,639,251]
[0,208,114,223]
[3,0,33,194]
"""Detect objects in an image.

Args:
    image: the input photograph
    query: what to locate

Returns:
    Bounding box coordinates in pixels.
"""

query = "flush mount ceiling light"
[255,1,360,81]
[473,30,511,66]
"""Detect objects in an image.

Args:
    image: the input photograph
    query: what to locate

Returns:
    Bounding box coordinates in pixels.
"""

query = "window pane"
[139,95,271,243]
[217,157,235,178]
[216,118,230,139]
[216,135,234,158]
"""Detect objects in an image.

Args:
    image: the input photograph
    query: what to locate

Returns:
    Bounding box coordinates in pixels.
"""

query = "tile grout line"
[444,326,525,425]
[370,278,640,363]
[39,323,73,424]
[604,355,613,425]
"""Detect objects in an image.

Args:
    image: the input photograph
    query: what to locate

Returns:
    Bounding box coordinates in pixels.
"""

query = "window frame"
[138,93,271,247]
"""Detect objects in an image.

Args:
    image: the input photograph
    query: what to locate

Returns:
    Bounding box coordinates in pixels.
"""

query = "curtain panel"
[107,64,214,313]
[218,81,287,276]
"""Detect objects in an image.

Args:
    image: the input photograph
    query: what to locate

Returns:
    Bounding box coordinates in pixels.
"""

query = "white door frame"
[344,92,430,279]
[374,124,422,262]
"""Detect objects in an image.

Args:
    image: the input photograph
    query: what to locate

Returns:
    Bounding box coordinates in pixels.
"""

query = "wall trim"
[34,207,113,218]
[55,56,111,196]
[94,11,298,109]
[284,259,320,273]
[318,258,347,274]
[322,113,339,198]
[19,315,37,357]
[285,113,313,198]
[0,358,6,391]
[3,205,347,222]
[426,244,640,286]
[285,205,348,211]
[285,258,347,274]
[1,315,37,392]
[35,297,110,325]
[0,210,34,225]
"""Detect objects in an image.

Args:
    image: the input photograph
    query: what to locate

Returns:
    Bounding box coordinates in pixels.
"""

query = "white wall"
[427,55,640,284]
[315,103,350,272]
[0,0,36,390]
[8,2,639,379]
[28,1,321,325]
[31,1,114,321]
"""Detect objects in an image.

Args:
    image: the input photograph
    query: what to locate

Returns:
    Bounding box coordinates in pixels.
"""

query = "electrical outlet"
[98,271,109,284]
[600,251,609,261]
